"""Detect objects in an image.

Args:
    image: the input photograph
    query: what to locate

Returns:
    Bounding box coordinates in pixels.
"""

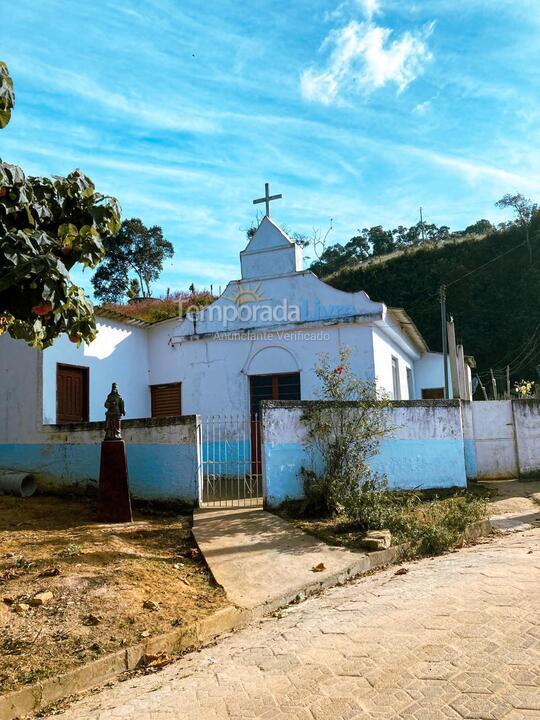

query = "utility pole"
[476,374,488,400]
[490,368,498,400]
[440,285,449,398]
[419,207,426,242]
[506,365,511,399]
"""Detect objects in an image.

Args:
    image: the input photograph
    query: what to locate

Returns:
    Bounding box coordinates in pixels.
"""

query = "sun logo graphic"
[224,283,267,306]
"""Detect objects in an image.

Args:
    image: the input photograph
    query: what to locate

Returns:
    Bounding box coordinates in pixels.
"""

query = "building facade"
[1,216,472,434]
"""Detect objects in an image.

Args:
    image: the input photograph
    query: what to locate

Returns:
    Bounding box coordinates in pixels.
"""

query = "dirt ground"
[0,495,227,695]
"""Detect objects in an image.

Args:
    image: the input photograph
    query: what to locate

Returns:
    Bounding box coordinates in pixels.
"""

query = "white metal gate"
[200,415,263,508]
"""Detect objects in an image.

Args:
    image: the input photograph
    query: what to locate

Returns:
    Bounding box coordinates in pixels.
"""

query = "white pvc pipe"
[0,472,37,498]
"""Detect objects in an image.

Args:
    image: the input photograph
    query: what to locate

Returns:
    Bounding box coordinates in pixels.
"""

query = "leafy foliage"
[92,218,173,302]
[101,289,216,323]
[0,61,14,129]
[0,61,121,347]
[319,214,540,384]
[300,348,392,517]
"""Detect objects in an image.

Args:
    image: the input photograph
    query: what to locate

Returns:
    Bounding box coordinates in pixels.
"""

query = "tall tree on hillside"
[496,193,538,263]
[363,226,395,256]
[92,218,174,302]
[0,61,121,347]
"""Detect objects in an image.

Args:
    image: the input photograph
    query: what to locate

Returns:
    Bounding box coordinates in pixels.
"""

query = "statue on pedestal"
[104,383,125,441]
[98,382,132,522]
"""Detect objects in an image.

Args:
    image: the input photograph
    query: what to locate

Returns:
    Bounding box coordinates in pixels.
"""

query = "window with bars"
[249,372,301,418]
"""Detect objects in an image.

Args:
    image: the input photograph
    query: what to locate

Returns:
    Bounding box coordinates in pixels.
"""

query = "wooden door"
[57,364,89,424]
[249,373,301,473]
[150,383,182,417]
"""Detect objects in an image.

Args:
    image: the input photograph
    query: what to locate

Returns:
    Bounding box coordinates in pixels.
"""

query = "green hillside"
[320,220,540,391]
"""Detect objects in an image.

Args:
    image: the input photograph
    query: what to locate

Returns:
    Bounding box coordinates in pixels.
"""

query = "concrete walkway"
[484,479,540,533]
[192,507,394,610]
[49,529,540,720]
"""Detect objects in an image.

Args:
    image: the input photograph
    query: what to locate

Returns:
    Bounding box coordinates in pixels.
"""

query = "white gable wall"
[149,319,377,418]
[42,318,151,423]
[240,216,304,279]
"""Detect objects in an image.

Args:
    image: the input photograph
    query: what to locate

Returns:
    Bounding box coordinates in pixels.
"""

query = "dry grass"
[0,495,226,694]
[100,290,215,323]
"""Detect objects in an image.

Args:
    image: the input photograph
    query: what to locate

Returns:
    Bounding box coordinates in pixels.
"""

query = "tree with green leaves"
[496,193,538,263]
[0,61,121,347]
[92,218,173,302]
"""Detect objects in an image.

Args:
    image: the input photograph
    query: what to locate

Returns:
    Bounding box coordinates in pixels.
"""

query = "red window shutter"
[151,383,181,417]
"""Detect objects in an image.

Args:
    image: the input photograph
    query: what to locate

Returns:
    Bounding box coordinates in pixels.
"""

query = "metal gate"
[200,415,263,508]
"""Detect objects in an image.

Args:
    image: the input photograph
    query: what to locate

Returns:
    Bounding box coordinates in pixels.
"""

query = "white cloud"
[414,100,432,115]
[301,15,433,105]
[409,147,540,192]
[359,0,380,22]
[11,59,219,135]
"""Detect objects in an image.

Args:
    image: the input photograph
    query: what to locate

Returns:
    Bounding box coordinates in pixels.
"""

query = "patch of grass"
[19,668,55,685]
[279,487,488,559]
[61,543,82,557]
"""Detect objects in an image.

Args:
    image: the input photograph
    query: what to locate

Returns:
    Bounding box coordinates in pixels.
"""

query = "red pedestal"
[97,440,133,523]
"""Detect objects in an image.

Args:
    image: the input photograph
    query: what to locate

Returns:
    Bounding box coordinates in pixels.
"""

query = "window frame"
[391,356,401,400]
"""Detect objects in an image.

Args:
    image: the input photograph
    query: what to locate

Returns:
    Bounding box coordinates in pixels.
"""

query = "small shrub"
[300,347,392,518]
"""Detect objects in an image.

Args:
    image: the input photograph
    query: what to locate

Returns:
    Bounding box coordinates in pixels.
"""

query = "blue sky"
[1,0,539,297]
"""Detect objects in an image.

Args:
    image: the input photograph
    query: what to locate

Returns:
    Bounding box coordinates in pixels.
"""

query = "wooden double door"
[249,372,301,474]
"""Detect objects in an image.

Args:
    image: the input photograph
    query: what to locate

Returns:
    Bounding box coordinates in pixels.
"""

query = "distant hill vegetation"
[314,215,540,390]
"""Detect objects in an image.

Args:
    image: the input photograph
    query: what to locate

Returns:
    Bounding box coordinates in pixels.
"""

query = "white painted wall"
[240,216,303,279]
[262,400,468,505]
[471,401,518,479]
[414,352,451,399]
[0,334,42,442]
[513,401,540,478]
[149,319,377,419]
[42,318,150,423]
[372,326,415,399]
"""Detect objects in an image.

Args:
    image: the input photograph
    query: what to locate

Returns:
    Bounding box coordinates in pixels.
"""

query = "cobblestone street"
[49,529,540,720]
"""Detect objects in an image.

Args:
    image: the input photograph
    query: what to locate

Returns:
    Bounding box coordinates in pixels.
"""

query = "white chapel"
[1,199,473,429]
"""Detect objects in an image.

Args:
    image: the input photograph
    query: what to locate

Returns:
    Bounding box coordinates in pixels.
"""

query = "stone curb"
[0,606,247,720]
[0,518,494,720]
[462,518,494,542]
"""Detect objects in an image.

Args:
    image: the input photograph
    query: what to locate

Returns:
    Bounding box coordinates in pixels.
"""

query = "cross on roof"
[253,182,282,217]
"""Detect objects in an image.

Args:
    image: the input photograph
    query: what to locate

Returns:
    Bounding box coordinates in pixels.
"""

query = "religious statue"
[104,382,126,440]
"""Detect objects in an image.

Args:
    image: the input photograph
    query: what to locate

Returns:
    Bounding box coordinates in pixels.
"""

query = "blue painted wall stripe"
[264,438,467,507]
[0,443,199,504]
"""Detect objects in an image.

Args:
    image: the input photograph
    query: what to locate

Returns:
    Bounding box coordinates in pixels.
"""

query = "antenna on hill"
[419,207,426,242]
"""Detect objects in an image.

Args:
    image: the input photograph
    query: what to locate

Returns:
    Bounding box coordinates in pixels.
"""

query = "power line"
[487,322,540,371]
[444,239,529,290]
[477,326,540,378]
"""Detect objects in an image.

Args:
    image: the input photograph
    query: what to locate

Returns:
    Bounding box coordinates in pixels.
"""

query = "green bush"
[300,348,392,517]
